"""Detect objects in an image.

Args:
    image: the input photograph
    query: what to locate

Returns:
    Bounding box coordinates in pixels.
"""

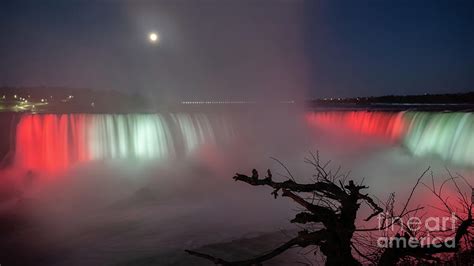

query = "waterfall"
[403,112,474,166]
[87,114,176,160]
[15,113,235,172]
[306,111,407,141]
[307,110,474,167]
[16,110,474,171]
[172,114,215,154]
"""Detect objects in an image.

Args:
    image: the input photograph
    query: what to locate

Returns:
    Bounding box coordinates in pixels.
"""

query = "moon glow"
[149,32,159,43]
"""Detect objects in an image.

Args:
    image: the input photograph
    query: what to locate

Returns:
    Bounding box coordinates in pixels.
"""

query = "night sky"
[0,0,473,101]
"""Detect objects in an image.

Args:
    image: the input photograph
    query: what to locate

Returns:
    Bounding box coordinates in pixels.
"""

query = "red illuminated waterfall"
[15,114,89,172]
[306,111,407,141]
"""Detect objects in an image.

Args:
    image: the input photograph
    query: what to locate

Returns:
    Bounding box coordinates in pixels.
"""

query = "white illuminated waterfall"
[403,112,474,166]
[88,114,176,160]
[173,113,223,153]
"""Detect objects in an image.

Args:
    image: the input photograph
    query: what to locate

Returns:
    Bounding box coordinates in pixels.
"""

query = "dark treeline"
[311,92,474,105]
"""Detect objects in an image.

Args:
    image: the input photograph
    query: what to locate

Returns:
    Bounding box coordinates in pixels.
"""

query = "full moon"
[148,32,159,43]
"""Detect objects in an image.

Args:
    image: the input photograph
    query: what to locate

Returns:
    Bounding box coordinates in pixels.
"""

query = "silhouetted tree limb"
[187,154,383,265]
[378,171,474,265]
[186,155,474,265]
[185,230,327,266]
[233,171,345,200]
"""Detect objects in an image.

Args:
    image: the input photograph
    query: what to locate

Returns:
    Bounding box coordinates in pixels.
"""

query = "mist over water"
[1,109,473,265]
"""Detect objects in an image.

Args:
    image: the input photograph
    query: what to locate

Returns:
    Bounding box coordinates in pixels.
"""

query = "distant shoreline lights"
[180,100,295,105]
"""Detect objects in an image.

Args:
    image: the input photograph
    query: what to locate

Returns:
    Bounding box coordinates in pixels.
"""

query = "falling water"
[88,114,175,160]
[306,111,407,141]
[15,113,235,172]
[403,112,474,166]
[307,111,474,167]
[14,111,474,172]
[172,114,216,154]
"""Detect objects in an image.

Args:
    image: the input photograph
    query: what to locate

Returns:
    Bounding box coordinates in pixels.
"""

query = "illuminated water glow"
[403,112,474,166]
[306,111,407,141]
[87,114,176,160]
[15,114,88,172]
[15,111,474,172]
[307,111,474,167]
[15,113,234,172]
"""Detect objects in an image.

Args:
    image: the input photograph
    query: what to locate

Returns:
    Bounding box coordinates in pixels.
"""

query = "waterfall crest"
[307,110,474,167]
[15,113,235,171]
[403,112,474,166]
[306,111,406,141]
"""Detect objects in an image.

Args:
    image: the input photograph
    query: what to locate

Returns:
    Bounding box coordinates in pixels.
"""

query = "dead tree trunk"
[185,154,474,265]
[186,153,383,265]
